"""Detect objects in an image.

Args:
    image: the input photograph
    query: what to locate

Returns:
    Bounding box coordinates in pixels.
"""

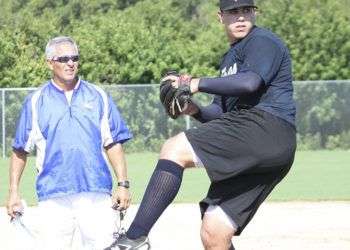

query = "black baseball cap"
[220,0,257,11]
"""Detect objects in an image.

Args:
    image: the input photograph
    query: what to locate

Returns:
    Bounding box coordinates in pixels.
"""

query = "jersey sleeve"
[193,95,224,123]
[102,95,132,147]
[240,35,284,85]
[12,95,34,153]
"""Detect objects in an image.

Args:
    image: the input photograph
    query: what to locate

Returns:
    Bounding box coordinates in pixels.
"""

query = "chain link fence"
[1,80,349,157]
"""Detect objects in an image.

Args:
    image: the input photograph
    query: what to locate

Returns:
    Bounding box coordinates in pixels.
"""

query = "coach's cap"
[220,0,257,11]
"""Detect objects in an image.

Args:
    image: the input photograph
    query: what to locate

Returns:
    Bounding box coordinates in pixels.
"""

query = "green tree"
[257,0,350,80]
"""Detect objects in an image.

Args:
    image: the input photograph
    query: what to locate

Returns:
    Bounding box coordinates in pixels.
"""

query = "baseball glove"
[159,71,192,119]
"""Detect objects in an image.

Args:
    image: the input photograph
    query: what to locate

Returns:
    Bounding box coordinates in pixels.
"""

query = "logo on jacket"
[221,63,237,76]
[83,102,94,110]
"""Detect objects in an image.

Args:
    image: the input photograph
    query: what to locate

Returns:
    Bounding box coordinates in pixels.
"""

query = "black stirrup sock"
[127,159,184,239]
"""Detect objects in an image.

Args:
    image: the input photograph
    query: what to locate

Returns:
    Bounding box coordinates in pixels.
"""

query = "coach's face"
[47,43,79,87]
[218,6,256,43]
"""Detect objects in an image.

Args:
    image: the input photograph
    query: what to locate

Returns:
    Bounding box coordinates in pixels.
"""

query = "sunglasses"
[52,55,79,63]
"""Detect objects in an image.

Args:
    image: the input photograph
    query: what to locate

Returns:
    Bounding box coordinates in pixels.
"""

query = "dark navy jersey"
[217,26,296,125]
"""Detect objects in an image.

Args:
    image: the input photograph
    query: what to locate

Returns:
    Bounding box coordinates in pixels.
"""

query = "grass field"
[0,150,349,206]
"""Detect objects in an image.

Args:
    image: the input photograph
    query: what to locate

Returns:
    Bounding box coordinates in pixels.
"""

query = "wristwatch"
[117,180,130,188]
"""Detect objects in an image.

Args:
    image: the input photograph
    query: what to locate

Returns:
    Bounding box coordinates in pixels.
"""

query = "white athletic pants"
[37,192,118,250]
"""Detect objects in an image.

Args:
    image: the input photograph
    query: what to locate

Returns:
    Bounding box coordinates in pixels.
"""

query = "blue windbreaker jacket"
[13,79,132,201]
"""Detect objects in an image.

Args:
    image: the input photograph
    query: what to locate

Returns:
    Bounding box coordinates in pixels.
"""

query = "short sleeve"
[240,36,284,85]
[102,95,132,147]
[12,95,34,153]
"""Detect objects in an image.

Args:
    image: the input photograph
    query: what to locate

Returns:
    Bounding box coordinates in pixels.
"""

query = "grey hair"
[45,36,79,60]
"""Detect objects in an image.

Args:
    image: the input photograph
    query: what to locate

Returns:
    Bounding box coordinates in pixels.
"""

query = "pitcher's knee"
[200,224,232,249]
[159,133,193,167]
[200,225,214,248]
[159,137,181,161]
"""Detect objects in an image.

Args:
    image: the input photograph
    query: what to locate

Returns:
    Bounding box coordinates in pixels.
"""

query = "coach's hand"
[6,191,22,218]
[112,186,131,211]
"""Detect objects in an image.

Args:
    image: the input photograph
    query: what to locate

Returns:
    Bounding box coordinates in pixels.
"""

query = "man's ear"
[46,60,54,70]
[251,11,257,24]
[252,8,259,20]
[217,11,224,24]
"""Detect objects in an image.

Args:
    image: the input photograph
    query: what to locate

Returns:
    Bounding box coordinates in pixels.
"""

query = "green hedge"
[0,0,349,87]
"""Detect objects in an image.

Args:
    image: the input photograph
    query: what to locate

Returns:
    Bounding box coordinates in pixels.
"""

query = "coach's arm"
[6,150,27,218]
[105,143,131,211]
